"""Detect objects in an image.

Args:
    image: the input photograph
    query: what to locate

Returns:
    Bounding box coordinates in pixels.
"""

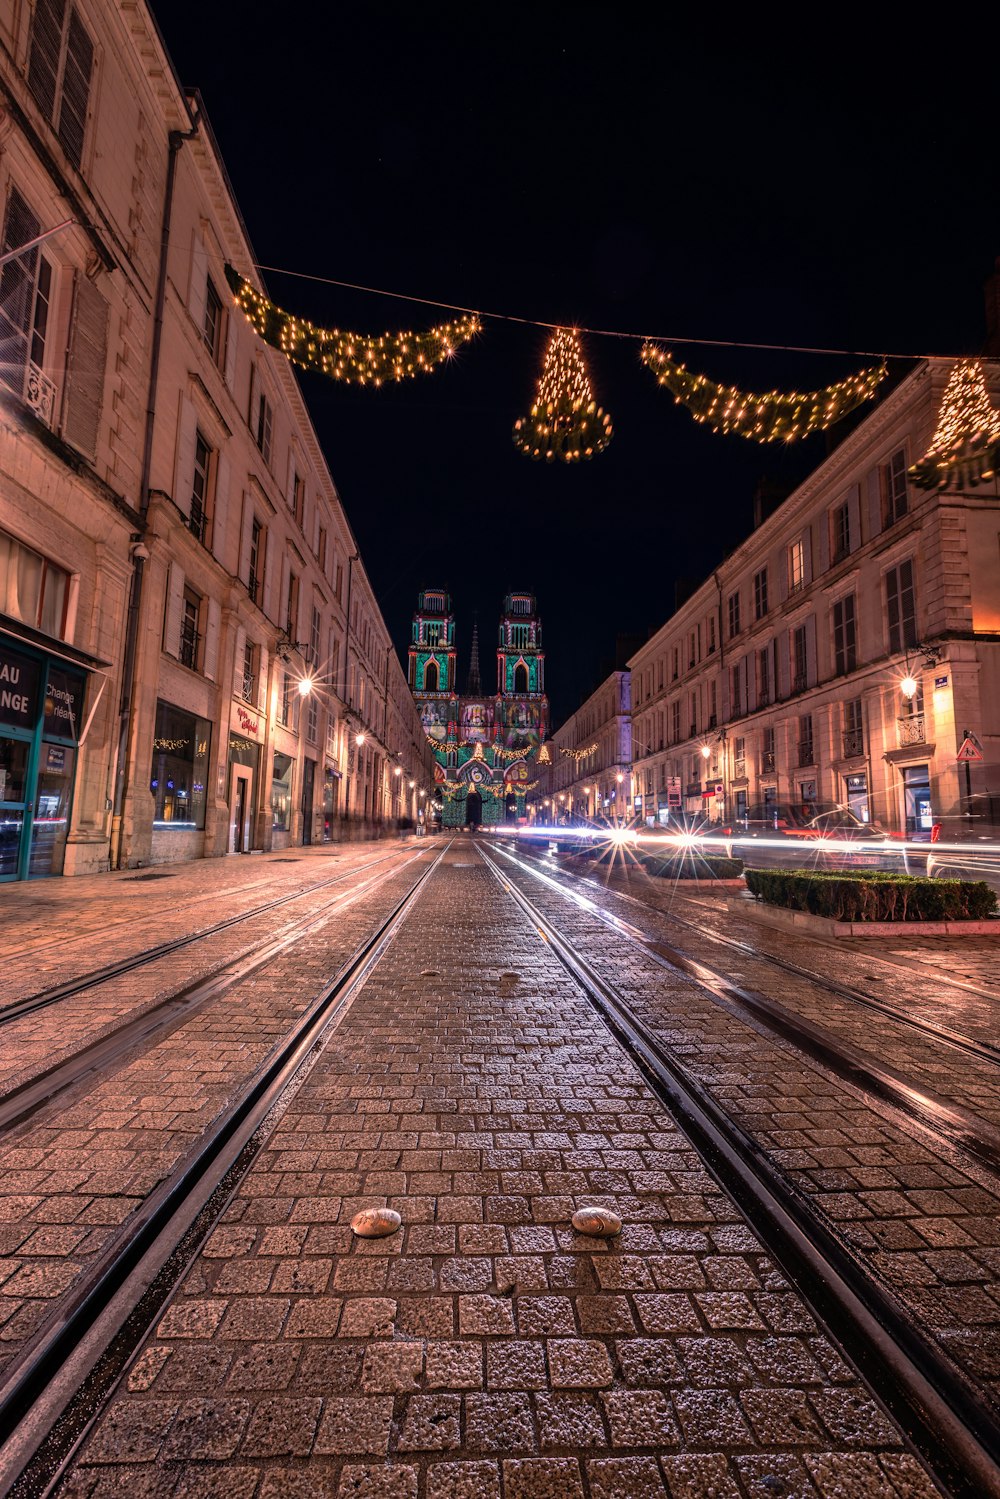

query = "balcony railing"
[897,713,926,746]
[179,624,200,671]
[247,571,260,605]
[842,729,864,758]
[798,740,815,768]
[241,671,255,704]
[188,497,207,545]
[25,361,56,425]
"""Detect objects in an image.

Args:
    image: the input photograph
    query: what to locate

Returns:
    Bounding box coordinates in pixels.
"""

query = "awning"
[0,610,112,672]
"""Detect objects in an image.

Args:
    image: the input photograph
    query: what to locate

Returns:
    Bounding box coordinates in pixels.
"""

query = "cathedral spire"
[466,614,482,695]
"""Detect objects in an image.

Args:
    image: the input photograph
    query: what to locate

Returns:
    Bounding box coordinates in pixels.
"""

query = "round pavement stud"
[351,1207,402,1239]
[572,1206,622,1238]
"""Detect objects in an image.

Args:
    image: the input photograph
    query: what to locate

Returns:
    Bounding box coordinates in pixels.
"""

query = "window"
[831,501,850,563]
[886,560,917,653]
[179,588,201,670]
[708,678,717,727]
[881,450,908,528]
[843,698,864,758]
[753,568,768,620]
[286,570,299,638]
[277,671,294,729]
[730,662,742,714]
[203,280,223,363]
[798,713,814,767]
[758,647,771,706]
[310,605,321,666]
[688,630,697,669]
[514,662,529,694]
[306,695,318,744]
[671,646,679,680]
[248,518,264,604]
[150,702,210,828]
[727,590,741,638]
[670,700,680,742]
[241,639,256,704]
[424,659,439,691]
[707,614,716,654]
[0,527,68,637]
[734,736,746,777]
[792,625,808,692]
[788,538,805,594]
[27,0,94,170]
[762,726,775,773]
[833,594,857,675]
[0,187,55,414]
[271,751,293,829]
[317,526,327,572]
[689,692,697,738]
[292,473,305,526]
[189,432,211,545]
[253,385,273,464]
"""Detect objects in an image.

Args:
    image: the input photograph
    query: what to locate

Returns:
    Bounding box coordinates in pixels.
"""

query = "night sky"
[151,6,1000,726]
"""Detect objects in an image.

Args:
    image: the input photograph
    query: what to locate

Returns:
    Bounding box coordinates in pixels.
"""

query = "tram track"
[0,846,411,1029]
[504,843,1000,1138]
[0,843,448,1497]
[479,842,1000,1499]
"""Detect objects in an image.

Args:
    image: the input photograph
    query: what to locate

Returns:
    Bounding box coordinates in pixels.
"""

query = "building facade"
[627,359,1000,837]
[410,589,549,826]
[0,0,431,881]
[539,670,631,824]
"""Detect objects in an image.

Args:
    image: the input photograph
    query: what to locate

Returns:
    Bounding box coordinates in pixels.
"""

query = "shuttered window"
[886,560,917,653]
[833,594,857,676]
[27,0,94,171]
[0,187,40,387]
[63,273,109,457]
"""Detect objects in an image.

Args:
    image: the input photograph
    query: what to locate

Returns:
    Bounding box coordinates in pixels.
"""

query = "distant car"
[925,798,1000,890]
[731,802,909,872]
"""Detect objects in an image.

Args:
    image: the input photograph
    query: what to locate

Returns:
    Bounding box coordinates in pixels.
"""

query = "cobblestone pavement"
[491,842,1000,1410]
[56,846,937,1498]
[0,842,440,1380]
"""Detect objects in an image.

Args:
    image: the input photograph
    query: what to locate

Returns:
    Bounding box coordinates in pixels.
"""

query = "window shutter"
[744,651,756,713]
[800,528,813,587]
[56,10,93,170]
[0,188,40,376]
[233,624,246,696]
[239,492,253,584]
[27,0,64,123]
[866,468,882,538]
[776,629,790,699]
[164,562,185,658]
[212,450,230,562]
[263,530,278,619]
[203,597,221,682]
[248,364,258,429]
[847,482,862,551]
[777,551,789,605]
[188,230,208,332]
[257,644,269,711]
[805,614,818,687]
[173,395,198,518]
[63,273,108,457]
[816,512,830,575]
[286,451,296,506]
[224,312,238,391]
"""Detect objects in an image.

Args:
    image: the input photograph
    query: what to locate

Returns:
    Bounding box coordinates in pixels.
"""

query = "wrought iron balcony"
[188,497,207,545]
[179,623,200,671]
[25,361,56,425]
[241,671,255,704]
[247,571,259,605]
[842,729,864,758]
[897,713,926,746]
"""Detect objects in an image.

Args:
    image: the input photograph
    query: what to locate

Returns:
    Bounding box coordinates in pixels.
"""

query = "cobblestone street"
[6,837,998,1496]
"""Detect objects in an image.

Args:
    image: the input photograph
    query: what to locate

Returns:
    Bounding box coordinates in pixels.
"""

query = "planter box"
[727,892,1000,939]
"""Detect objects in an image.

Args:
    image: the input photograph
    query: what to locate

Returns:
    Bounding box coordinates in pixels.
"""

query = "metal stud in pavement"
[571,1205,622,1237]
[350,1207,402,1238]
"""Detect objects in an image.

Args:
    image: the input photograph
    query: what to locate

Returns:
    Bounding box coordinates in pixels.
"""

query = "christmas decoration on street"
[560,742,598,762]
[513,328,613,462]
[639,343,887,442]
[224,265,480,386]
[909,358,1000,490]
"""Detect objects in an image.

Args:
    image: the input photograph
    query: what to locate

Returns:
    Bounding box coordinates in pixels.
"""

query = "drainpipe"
[111,108,200,868]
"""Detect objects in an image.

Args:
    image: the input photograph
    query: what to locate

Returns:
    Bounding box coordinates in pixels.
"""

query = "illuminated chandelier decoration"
[640,343,887,442]
[224,265,480,386]
[909,358,1000,491]
[513,328,613,462]
[560,742,599,762]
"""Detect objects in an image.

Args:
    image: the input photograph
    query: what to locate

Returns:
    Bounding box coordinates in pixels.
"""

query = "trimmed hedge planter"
[642,853,745,882]
[745,868,997,922]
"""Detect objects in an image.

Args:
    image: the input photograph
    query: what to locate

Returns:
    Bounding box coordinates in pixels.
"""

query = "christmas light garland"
[513,328,612,462]
[224,265,480,386]
[909,359,1000,490]
[639,344,887,442]
[560,743,599,762]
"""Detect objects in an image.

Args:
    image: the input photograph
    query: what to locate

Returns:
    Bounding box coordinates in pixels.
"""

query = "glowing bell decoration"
[909,358,1000,491]
[513,328,613,463]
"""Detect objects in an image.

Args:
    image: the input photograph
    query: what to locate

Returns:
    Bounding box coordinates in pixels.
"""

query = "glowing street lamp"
[900,673,920,700]
[355,732,366,746]
[297,675,315,697]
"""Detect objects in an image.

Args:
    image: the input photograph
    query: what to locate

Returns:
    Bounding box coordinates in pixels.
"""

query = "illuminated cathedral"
[409,590,549,826]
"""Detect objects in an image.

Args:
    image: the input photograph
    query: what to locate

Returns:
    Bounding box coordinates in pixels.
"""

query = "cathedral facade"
[409,590,549,827]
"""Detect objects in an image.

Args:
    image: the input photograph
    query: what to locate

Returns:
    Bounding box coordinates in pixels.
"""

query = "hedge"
[642,853,745,881]
[745,868,998,922]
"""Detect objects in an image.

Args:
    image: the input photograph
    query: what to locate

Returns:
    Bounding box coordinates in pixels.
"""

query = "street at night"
[3,2,1000,1495]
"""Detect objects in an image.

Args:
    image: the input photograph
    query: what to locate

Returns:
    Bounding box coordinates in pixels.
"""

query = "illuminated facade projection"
[409,590,548,827]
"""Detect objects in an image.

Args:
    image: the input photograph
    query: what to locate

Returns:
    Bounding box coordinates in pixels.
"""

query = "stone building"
[627,359,1000,836]
[0,0,431,881]
[538,671,631,824]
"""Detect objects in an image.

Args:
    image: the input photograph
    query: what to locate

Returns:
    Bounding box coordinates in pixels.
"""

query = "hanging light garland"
[560,743,599,762]
[909,358,1000,491]
[639,343,887,442]
[224,265,480,386]
[513,328,613,462]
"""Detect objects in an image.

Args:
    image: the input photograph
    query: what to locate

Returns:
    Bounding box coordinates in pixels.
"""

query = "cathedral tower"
[498,591,548,747]
[409,589,456,694]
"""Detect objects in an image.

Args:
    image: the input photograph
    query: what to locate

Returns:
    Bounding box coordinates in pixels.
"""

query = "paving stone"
[314,1395,394,1455]
[587,1456,668,1499]
[425,1461,501,1499]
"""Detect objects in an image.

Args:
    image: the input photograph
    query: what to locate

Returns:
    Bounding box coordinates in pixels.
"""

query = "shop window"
[27,0,95,170]
[271,751,293,830]
[0,527,69,638]
[150,702,210,828]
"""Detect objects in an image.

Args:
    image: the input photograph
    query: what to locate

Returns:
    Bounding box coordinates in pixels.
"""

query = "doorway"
[302,758,315,845]
[231,766,252,852]
[466,789,483,827]
[902,763,932,838]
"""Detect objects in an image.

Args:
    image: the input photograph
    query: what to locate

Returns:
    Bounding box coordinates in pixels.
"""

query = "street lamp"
[355,732,366,747]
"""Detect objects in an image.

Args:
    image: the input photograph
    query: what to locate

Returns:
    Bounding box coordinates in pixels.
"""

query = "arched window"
[425,659,439,691]
[514,662,529,695]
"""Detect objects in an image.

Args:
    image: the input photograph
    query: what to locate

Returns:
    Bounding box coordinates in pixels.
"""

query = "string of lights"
[513,328,613,463]
[224,264,480,386]
[560,743,599,762]
[909,358,1000,490]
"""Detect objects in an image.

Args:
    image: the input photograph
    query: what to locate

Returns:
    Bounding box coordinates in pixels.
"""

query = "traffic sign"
[956,734,984,762]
